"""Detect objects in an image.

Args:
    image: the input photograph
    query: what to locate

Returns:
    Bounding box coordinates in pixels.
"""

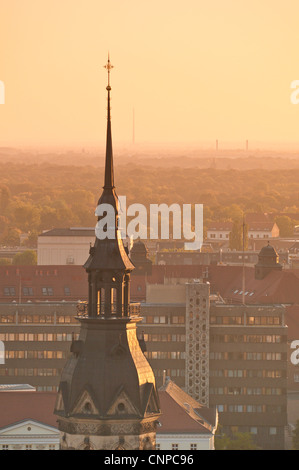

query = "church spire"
[54,58,161,450]
[104,54,114,189]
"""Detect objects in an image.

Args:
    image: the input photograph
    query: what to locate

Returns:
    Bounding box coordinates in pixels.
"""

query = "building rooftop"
[0,383,217,437]
[0,391,58,429]
[39,228,95,237]
[158,379,217,435]
[207,222,233,231]
[0,384,36,392]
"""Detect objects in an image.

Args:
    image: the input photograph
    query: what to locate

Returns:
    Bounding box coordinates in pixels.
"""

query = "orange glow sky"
[1,0,299,149]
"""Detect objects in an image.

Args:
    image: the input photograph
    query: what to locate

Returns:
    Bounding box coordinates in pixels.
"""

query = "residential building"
[0,381,217,451]
[0,391,59,450]
[248,222,279,240]
[206,222,233,242]
[0,302,80,391]
[138,280,288,450]
[37,228,131,266]
[0,265,88,303]
[37,228,94,266]
[157,378,217,450]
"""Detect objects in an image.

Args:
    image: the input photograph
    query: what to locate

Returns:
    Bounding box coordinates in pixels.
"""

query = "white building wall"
[0,421,60,450]
[37,236,94,265]
[156,433,214,450]
[207,231,230,240]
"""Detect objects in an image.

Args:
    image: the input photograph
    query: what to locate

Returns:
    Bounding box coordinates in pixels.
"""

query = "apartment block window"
[172,316,185,324]
[3,287,16,296]
[64,286,71,296]
[25,445,32,450]
[172,444,179,450]
[145,316,167,324]
[23,287,33,296]
[228,405,243,412]
[155,444,160,450]
[154,316,166,324]
[0,315,14,323]
[2,445,9,450]
[190,444,197,450]
[42,287,53,296]
[269,427,277,435]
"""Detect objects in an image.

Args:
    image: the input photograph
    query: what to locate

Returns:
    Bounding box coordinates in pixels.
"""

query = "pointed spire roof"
[104,54,114,189]
[83,56,134,273]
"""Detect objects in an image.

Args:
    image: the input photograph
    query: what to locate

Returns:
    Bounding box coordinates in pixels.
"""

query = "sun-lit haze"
[1,0,299,149]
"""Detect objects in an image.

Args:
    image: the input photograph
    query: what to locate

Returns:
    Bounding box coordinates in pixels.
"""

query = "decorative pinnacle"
[103,54,114,189]
[104,54,114,90]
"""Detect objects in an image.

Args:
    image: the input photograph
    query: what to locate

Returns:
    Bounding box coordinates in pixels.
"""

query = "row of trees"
[0,250,37,265]
[1,161,299,247]
[215,421,299,449]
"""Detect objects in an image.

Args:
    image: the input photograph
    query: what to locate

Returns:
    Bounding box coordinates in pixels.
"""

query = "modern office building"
[0,279,289,449]
[0,302,80,391]
[208,301,287,450]
[138,281,288,450]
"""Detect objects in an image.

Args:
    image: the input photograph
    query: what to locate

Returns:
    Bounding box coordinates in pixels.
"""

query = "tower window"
[117,402,125,413]
[84,402,92,413]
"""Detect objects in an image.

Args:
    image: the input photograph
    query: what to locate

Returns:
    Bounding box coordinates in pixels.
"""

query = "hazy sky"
[1,0,299,148]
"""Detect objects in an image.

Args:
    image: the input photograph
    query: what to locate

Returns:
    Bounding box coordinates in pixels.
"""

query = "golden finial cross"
[104,54,114,89]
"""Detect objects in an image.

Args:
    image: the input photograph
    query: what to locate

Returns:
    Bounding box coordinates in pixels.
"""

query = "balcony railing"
[76,301,140,318]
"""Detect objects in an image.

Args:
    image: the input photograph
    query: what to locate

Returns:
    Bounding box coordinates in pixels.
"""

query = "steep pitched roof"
[0,392,57,429]
[207,222,233,231]
[215,266,299,304]
[157,379,217,435]
[248,222,277,231]
[0,385,217,437]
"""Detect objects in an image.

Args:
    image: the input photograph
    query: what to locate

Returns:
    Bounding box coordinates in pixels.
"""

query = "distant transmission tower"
[132,107,135,144]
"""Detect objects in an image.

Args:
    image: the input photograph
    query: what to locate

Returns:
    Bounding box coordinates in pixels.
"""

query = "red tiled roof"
[0,265,88,302]
[0,386,215,436]
[207,222,233,231]
[248,222,276,231]
[157,380,216,435]
[0,391,58,429]
[134,264,299,305]
[158,392,211,434]
[214,266,299,304]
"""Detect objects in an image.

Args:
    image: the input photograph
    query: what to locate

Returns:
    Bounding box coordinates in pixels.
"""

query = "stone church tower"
[54,57,161,450]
